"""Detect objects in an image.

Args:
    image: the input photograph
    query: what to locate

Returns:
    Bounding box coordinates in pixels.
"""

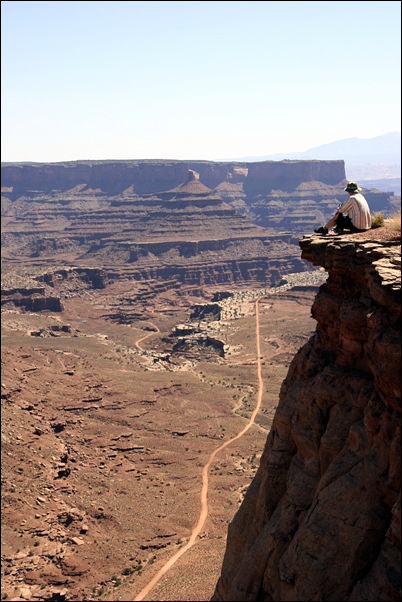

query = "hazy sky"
[1,0,401,163]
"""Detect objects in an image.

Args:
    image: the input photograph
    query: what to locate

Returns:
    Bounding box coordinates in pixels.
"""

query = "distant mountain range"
[224,132,401,194]
[230,132,401,166]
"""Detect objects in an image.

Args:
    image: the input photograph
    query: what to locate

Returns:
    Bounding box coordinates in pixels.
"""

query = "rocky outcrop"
[171,334,225,358]
[37,267,107,289]
[1,291,63,312]
[212,229,401,601]
[190,303,222,322]
[0,275,63,312]
[1,267,108,312]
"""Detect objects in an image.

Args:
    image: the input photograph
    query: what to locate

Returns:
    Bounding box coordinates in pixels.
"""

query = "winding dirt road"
[135,322,161,351]
[133,298,265,601]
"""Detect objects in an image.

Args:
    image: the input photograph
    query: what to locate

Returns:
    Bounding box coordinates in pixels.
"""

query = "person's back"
[339,191,371,230]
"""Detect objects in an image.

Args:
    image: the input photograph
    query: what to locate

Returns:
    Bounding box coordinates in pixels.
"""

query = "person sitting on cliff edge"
[314,181,372,235]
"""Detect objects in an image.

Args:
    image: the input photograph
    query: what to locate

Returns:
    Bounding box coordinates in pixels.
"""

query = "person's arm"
[338,198,352,214]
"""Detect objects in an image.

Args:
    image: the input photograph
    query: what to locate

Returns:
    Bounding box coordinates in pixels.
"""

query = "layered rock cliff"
[1,159,345,197]
[2,159,396,237]
[212,229,401,601]
[1,163,326,290]
[2,160,397,294]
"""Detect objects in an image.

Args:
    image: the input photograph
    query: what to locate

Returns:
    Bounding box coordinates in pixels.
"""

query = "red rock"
[212,232,401,601]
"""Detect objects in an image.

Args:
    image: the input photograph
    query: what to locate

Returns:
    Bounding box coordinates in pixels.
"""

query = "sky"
[1,0,401,163]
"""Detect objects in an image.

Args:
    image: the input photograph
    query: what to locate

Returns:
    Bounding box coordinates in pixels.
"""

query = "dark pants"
[336,214,366,233]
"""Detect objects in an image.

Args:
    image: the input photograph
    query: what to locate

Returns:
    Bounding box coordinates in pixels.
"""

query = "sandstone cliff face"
[1,159,345,197]
[212,231,401,601]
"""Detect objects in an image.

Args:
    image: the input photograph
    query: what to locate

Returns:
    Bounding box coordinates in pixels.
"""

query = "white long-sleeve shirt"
[339,193,371,230]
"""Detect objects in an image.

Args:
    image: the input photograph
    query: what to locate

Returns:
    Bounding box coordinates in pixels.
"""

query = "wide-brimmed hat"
[344,182,362,193]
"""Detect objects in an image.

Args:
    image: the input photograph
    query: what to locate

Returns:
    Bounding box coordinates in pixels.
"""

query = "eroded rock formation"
[212,230,401,601]
[2,159,396,240]
[1,267,107,312]
[1,163,327,290]
[2,159,398,298]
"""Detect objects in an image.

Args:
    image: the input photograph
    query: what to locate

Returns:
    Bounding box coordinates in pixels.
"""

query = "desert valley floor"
[1,269,326,601]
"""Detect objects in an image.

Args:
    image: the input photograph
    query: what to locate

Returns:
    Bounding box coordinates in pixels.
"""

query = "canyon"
[1,264,325,602]
[1,159,400,601]
[2,160,397,284]
[2,159,398,310]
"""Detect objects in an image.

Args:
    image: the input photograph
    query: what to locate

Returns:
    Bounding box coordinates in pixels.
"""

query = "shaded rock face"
[190,303,222,322]
[1,267,108,313]
[37,267,107,290]
[212,232,401,601]
[1,292,63,313]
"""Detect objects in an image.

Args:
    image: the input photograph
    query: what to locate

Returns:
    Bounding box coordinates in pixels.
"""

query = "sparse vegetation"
[371,212,385,228]
[386,209,401,231]
[122,567,134,575]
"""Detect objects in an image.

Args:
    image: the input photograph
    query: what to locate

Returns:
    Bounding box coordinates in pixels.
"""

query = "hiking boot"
[314,226,328,235]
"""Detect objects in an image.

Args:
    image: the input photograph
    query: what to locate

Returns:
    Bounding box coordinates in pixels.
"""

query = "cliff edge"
[212,228,401,601]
